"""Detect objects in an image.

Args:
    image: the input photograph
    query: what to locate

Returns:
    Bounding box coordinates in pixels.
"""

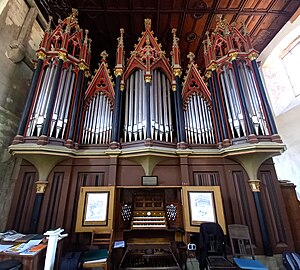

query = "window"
[282,40,300,97]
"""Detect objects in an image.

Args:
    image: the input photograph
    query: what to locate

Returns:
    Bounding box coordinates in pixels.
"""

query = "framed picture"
[84,192,109,224]
[76,186,115,232]
[182,186,226,233]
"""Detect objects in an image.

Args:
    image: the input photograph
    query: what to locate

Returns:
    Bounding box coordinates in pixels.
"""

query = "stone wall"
[0,0,44,230]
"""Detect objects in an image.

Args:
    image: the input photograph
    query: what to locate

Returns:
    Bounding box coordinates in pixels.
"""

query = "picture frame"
[75,186,115,232]
[182,186,226,233]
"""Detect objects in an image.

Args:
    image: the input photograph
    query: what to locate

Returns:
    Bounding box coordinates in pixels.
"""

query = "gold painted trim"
[78,62,88,71]
[114,68,123,77]
[248,179,261,192]
[36,181,48,193]
[144,75,152,83]
[228,52,238,61]
[173,68,182,77]
[205,70,212,79]
[37,51,46,60]
[208,63,218,71]
[58,51,67,61]
[248,52,259,61]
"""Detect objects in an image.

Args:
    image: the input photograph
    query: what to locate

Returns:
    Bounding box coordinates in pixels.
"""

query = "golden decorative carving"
[248,52,259,61]
[36,181,48,194]
[84,70,91,77]
[144,75,152,83]
[114,68,123,77]
[78,62,88,71]
[172,84,177,91]
[118,28,124,47]
[173,68,182,77]
[36,51,46,60]
[187,52,195,62]
[208,63,218,71]
[58,51,67,61]
[248,179,261,192]
[228,51,238,61]
[101,50,108,61]
[205,70,212,79]
[120,83,125,91]
[145,18,151,30]
[171,28,179,46]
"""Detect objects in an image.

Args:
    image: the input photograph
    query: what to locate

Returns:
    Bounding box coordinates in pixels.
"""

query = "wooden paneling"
[12,172,36,232]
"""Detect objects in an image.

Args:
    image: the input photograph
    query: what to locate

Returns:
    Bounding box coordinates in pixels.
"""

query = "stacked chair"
[228,224,268,270]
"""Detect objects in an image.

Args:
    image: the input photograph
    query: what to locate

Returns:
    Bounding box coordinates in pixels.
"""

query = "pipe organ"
[203,15,278,144]
[15,11,280,148]
[9,12,291,269]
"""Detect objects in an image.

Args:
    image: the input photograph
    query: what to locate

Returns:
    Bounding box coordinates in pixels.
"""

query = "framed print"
[182,186,226,233]
[76,186,115,232]
[84,192,108,223]
[188,191,216,224]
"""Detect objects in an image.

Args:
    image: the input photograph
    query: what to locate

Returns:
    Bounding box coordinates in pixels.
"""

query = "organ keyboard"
[131,211,167,229]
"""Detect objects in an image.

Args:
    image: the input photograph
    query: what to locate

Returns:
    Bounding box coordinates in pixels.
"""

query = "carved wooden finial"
[187,52,195,62]
[145,18,151,30]
[118,28,124,47]
[84,29,89,44]
[241,20,248,35]
[46,16,52,32]
[88,38,92,52]
[205,31,211,46]
[101,50,108,61]
[215,14,229,35]
[71,8,78,21]
[172,28,179,46]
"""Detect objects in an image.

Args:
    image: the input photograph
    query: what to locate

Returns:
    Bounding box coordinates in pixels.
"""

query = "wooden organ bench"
[119,238,180,269]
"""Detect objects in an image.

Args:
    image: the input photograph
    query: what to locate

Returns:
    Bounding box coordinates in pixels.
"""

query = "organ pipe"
[183,93,215,145]
[123,69,173,142]
[82,93,112,144]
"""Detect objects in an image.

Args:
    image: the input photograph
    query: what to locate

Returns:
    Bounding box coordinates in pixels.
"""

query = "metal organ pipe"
[239,61,268,135]
[123,69,173,142]
[51,65,75,139]
[81,92,112,144]
[184,94,215,144]
[220,65,246,138]
[27,61,55,136]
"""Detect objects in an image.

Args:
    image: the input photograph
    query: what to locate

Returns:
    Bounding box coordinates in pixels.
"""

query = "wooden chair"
[228,224,267,270]
[82,230,113,270]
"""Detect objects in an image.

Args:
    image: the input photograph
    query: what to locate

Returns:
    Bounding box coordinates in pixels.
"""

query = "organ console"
[118,189,185,269]
[130,192,167,230]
